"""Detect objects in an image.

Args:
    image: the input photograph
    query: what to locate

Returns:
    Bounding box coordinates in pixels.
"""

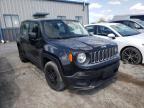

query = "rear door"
[19,21,30,56]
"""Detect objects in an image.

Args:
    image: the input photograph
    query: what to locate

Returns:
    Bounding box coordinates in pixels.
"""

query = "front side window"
[110,24,140,36]
[97,26,114,36]
[85,26,95,34]
[20,22,29,35]
[29,22,40,38]
[43,20,89,39]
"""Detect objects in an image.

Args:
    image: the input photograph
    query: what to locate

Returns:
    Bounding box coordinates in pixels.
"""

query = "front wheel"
[44,61,66,91]
[121,47,142,64]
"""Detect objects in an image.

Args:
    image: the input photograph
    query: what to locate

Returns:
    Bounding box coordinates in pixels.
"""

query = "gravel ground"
[0,42,144,108]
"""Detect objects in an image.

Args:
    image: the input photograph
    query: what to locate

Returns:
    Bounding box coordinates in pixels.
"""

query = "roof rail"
[33,12,49,19]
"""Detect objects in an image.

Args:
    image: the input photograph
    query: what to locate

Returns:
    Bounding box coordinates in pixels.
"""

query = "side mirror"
[108,33,116,39]
[29,32,37,40]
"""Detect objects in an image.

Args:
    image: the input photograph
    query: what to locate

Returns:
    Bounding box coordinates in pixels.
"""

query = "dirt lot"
[0,42,144,108]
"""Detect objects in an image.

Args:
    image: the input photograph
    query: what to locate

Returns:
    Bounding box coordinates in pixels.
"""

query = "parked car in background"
[17,19,120,91]
[85,23,144,64]
[110,19,144,33]
[112,14,144,21]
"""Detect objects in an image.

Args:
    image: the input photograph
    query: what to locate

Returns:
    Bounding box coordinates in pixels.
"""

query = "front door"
[28,22,43,65]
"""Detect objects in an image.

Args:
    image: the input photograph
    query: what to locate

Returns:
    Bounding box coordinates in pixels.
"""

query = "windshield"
[110,24,140,36]
[43,20,89,39]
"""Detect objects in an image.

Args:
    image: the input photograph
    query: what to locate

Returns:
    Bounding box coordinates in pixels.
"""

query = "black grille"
[90,46,118,64]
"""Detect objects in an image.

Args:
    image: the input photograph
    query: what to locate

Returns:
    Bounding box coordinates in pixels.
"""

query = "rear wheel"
[121,47,142,64]
[18,45,28,63]
[44,61,65,91]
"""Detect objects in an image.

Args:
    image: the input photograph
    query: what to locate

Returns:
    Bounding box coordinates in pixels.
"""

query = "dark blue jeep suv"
[17,19,120,91]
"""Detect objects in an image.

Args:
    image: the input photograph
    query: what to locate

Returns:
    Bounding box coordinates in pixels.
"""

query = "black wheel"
[44,61,65,91]
[18,45,28,63]
[121,47,142,64]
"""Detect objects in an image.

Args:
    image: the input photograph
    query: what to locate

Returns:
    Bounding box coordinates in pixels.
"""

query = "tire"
[121,47,142,64]
[44,61,66,91]
[18,45,28,63]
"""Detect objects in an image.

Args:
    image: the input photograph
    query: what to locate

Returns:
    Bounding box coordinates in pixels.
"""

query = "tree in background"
[97,18,106,23]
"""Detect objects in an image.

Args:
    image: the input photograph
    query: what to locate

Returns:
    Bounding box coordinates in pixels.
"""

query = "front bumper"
[64,61,119,90]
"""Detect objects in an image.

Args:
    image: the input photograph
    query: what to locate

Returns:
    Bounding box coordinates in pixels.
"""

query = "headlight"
[77,53,86,63]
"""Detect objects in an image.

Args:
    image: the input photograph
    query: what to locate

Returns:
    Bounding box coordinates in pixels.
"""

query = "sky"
[70,0,144,23]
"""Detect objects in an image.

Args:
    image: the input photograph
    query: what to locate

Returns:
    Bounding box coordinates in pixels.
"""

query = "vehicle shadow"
[0,57,20,108]
[68,77,117,95]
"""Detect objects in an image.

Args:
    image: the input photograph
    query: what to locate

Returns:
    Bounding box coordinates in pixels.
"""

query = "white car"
[85,23,144,64]
[111,19,144,33]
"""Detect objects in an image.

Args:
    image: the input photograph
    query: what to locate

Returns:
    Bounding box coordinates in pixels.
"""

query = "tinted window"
[20,22,29,35]
[85,26,95,34]
[97,26,114,36]
[29,22,40,38]
[130,15,144,21]
[127,21,142,29]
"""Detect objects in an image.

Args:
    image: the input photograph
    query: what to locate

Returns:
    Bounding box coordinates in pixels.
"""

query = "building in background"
[0,0,89,42]
[112,14,144,21]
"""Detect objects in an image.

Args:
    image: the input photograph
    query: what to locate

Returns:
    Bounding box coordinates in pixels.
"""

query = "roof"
[23,18,79,22]
[47,0,89,5]
[111,19,143,23]
[114,14,144,16]
[85,23,119,27]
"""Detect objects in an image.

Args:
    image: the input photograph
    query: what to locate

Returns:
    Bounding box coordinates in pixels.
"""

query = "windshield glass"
[43,20,89,39]
[110,24,140,36]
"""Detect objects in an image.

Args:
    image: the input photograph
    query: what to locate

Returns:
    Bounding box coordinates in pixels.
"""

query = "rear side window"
[20,22,29,35]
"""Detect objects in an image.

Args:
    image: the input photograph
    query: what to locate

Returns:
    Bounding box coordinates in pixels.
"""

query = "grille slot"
[90,46,117,64]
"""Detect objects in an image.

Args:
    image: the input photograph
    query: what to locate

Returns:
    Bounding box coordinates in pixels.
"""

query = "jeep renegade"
[17,19,120,91]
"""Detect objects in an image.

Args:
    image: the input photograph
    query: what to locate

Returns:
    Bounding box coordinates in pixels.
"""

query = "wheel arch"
[42,53,64,74]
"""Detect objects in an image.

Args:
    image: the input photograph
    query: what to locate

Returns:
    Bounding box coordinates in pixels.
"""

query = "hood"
[49,36,116,51]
